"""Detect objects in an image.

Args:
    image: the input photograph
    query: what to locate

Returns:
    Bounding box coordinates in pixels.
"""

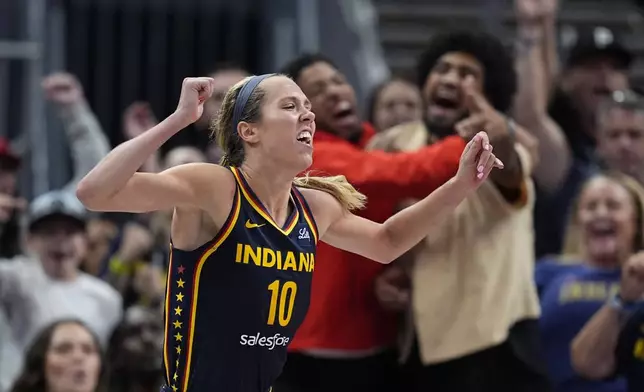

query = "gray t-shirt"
[0,256,122,391]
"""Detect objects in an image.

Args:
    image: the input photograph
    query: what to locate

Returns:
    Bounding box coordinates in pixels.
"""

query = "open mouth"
[331,101,358,125]
[71,369,88,383]
[296,130,313,146]
[430,90,460,110]
[334,107,354,119]
[427,87,461,122]
[433,97,459,109]
[584,219,621,256]
[587,220,619,245]
[589,226,617,238]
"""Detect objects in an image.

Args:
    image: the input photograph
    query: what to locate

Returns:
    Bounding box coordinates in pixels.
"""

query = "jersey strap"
[292,187,319,244]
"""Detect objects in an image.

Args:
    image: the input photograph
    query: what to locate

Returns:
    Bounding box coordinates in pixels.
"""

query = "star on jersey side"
[167,261,194,392]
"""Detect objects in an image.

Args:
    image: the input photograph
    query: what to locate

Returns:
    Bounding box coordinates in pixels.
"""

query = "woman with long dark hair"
[11,319,107,392]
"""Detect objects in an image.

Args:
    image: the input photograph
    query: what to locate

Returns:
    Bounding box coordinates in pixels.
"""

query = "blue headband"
[232,73,274,134]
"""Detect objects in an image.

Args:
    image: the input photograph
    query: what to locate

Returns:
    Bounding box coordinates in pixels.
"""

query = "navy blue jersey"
[161,167,318,392]
[536,260,626,391]
[616,304,644,392]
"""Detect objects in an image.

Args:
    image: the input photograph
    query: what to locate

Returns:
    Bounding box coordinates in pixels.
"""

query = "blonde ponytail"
[294,173,366,212]
[219,154,235,167]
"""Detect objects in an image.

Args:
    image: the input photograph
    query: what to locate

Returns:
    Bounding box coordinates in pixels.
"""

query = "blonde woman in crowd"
[535,173,644,391]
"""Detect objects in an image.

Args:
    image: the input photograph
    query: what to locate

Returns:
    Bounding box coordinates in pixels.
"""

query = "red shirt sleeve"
[310,135,465,201]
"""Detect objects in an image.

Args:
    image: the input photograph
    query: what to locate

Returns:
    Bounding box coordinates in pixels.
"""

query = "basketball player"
[76,74,502,392]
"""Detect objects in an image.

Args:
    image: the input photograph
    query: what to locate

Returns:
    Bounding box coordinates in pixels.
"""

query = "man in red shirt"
[272,54,466,392]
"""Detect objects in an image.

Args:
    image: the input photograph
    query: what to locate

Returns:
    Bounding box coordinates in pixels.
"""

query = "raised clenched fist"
[515,0,558,25]
[42,72,84,106]
[116,222,154,263]
[620,252,644,302]
[175,77,215,125]
[0,193,26,223]
[123,102,158,140]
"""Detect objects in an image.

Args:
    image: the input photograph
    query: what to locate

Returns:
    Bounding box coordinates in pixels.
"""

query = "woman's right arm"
[570,303,622,379]
[76,77,217,213]
[571,252,644,379]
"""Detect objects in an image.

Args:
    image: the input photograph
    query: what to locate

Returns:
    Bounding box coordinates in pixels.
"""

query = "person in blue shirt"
[571,251,644,392]
[536,172,644,392]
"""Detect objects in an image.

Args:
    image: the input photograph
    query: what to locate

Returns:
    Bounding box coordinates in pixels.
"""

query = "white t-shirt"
[0,256,122,391]
[0,310,20,392]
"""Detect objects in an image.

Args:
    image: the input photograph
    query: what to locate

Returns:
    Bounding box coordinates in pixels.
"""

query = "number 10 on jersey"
[267,280,297,327]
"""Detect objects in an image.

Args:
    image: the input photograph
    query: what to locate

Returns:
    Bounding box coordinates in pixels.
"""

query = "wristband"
[608,293,638,314]
[109,256,133,276]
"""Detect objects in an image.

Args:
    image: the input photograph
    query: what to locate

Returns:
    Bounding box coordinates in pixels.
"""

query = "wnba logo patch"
[298,228,311,241]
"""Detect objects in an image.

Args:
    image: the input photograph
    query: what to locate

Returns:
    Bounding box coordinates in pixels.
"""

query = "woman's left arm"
[307,132,502,264]
[324,178,470,263]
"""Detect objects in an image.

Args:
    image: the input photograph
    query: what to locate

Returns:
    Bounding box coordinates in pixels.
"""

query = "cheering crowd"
[1,0,644,391]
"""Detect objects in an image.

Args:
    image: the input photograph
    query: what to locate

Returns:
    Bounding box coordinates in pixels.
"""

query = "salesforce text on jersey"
[239,332,290,350]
